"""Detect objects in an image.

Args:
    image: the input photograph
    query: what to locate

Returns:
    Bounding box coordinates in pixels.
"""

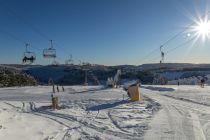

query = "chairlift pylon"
[22,43,36,64]
[84,69,88,86]
[90,72,101,85]
[43,40,56,58]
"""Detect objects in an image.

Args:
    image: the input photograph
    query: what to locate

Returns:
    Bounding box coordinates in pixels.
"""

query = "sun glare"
[194,19,210,40]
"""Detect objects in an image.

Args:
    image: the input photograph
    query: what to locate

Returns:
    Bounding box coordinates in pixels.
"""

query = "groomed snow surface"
[143,85,210,140]
[0,86,160,140]
[1,85,210,140]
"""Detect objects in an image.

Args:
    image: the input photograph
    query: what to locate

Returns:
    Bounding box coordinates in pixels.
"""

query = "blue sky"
[0,0,210,65]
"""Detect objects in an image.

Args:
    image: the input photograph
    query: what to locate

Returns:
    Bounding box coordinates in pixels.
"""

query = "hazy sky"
[0,0,210,65]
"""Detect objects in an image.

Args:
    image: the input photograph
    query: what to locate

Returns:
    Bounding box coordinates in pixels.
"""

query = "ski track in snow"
[143,85,210,140]
[2,85,210,140]
[0,86,159,140]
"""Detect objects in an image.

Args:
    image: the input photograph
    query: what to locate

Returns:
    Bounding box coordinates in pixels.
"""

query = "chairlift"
[65,54,73,65]
[51,59,59,66]
[43,40,56,58]
[160,45,164,64]
[22,43,36,64]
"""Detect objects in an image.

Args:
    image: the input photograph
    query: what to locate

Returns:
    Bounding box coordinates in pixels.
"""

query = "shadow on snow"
[87,100,130,111]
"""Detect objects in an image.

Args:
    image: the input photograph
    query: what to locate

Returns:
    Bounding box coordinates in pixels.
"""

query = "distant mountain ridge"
[2,63,210,71]
[2,63,210,85]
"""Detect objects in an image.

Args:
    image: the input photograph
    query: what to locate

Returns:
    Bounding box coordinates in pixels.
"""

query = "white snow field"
[143,85,210,140]
[0,86,160,140]
[1,85,210,140]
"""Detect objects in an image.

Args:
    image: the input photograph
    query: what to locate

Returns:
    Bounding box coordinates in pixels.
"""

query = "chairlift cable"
[1,6,50,41]
[161,11,210,48]
[0,5,74,58]
[136,48,160,64]
[165,36,196,54]
[0,28,57,65]
[1,3,209,65]
[137,11,210,65]
[0,28,42,52]
[145,36,196,63]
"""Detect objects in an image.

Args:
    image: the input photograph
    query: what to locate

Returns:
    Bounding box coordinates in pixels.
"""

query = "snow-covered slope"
[2,84,210,140]
[142,85,210,140]
[0,86,159,140]
[144,85,210,106]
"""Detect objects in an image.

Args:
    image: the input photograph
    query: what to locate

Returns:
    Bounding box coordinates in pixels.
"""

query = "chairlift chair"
[51,59,59,66]
[65,54,73,65]
[43,40,56,58]
[160,45,164,64]
[22,44,36,64]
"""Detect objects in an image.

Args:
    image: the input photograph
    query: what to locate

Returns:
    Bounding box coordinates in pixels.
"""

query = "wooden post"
[62,86,64,92]
[57,85,59,92]
[53,85,55,93]
[52,96,59,110]
[55,97,59,109]
[52,96,55,110]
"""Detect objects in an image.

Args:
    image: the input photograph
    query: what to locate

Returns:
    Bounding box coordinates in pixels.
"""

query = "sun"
[193,19,210,40]
[195,21,210,36]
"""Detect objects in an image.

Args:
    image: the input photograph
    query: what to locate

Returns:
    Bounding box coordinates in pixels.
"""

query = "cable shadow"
[87,100,130,111]
[142,86,175,92]
[68,86,107,94]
